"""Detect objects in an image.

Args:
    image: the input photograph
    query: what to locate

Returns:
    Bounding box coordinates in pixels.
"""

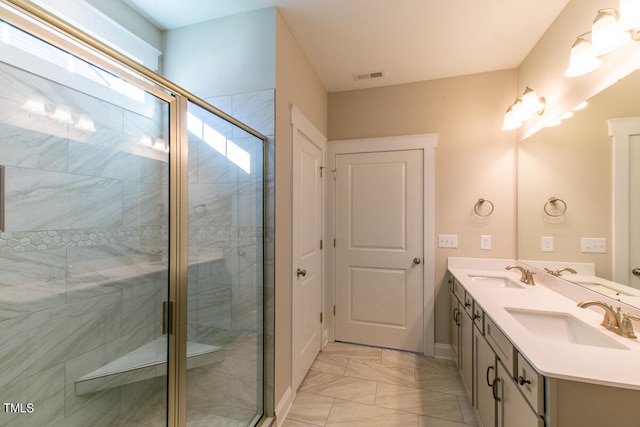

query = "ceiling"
[123,0,570,93]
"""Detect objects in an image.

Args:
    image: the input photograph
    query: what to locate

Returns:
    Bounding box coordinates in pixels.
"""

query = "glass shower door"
[185,101,264,426]
[0,20,171,426]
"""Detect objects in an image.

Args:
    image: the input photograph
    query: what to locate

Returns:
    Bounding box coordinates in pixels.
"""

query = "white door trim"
[327,134,437,356]
[290,104,327,394]
[609,117,640,283]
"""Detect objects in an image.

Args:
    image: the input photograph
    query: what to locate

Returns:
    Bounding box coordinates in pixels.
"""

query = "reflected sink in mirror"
[506,307,628,350]
[467,275,525,289]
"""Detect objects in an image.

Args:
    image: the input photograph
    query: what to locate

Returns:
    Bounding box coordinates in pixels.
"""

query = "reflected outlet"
[541,236,554,252]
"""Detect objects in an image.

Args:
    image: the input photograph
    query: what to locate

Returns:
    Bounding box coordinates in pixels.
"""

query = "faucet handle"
[621,313,640,339]
[603,305,622,329]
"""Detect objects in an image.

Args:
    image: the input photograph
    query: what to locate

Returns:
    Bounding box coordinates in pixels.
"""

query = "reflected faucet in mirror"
[506,265,536,285]
[544,267,577,276]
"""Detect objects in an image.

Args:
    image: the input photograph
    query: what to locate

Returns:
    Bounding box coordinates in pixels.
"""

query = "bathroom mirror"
[517,69,640,308]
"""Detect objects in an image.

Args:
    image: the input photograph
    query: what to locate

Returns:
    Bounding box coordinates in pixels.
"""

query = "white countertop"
[448,257,640,391]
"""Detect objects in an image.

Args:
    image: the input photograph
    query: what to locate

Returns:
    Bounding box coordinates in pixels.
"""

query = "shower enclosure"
[0,2,270,426]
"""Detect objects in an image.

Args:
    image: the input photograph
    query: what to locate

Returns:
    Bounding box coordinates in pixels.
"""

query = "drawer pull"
[518,375,531,386]
[492,377,501,402]
[486,365,495,387]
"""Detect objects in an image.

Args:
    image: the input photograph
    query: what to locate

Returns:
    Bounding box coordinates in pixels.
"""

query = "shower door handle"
[162,301,174,335]
[0,166,4,232]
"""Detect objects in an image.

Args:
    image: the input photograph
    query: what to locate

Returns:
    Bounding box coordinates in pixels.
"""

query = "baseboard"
[274,386,293,427]
[434,342,454,360]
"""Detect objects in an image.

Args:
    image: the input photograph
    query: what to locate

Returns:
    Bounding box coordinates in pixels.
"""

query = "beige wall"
[274,9,328,407]
[328,70,518,345]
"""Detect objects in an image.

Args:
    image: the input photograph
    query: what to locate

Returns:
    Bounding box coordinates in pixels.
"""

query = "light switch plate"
[438,234,458,248]
[581,237,607,253]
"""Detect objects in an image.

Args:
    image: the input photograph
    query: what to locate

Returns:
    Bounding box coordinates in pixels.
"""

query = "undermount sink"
[506,308,628,350]
[467,275,525,289]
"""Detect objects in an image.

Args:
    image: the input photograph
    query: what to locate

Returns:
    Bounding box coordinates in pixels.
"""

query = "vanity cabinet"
[453,273,542,427]
[450,278,473,400]
[495,360,544,427]
[450,266,640,427]
[474,324,496,427]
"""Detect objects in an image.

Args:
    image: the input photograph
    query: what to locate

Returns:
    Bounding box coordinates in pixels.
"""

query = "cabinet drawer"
[485,317,515,376]
[452,277,465,303]
[462,291,473,317]
[472,302,484,332]
[517,353,544,415]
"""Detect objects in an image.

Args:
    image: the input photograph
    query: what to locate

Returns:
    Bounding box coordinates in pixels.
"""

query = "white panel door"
[292,128,323,391]
[335,149,423,352]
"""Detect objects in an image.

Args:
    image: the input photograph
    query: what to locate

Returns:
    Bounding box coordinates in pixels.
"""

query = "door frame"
[327,134,437,356]
[609,117,640,284]
[290,105,327,393]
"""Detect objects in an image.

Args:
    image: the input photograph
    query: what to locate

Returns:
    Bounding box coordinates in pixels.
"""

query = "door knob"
[633,268,640,276]
[297,268,307,278]
[413,257,422,265]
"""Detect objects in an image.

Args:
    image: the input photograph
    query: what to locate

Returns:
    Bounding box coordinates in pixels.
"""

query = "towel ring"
[544,197,566,217]
[474,198,494,217]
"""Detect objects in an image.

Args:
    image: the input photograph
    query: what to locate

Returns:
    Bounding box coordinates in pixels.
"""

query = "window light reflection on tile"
[188,111,251,174]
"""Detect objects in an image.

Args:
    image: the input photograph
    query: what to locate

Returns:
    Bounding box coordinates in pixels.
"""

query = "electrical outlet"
[541,236,554,252]
[581,237,607,253]
[480,235,491,250]
[438,234,458,248]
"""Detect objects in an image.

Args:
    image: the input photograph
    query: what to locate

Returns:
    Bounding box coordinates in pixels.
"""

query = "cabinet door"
[475,329,496,427]
[450,291,460,365]
[496,361,543,427]
[460,303,473,400]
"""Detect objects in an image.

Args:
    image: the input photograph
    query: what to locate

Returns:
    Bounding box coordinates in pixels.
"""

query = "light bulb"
[591,8,631,56]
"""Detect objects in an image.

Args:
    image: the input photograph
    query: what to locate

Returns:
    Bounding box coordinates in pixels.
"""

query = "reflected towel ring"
[474,198,494,217]
[544,197,567,217]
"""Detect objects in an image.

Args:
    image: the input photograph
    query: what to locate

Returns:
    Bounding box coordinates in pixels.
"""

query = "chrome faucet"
[505,265,535,285]
[577,300,639,339]
[544,267,577,276]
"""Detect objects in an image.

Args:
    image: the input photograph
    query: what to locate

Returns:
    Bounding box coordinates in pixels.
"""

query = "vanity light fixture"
[501,87,545,131]
[566,2,640,77]
[22,93,47,115]
[592,8,631,56]
[50,104,73,124]
[75,114,96,132]
[620,0,640,31]
[565,32,603,77]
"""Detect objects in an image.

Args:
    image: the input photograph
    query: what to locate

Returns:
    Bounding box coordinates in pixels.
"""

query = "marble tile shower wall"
[187,90,274,341]
[0,60,170,426]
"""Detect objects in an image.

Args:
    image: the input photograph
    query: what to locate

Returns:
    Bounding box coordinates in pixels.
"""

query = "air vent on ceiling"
[353,70,385,82]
